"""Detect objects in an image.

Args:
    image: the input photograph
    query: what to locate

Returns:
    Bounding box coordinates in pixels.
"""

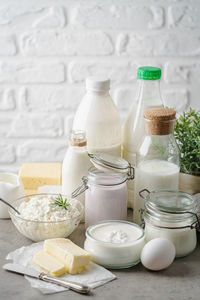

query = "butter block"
[44,238,91,274]
[33,250,66,277]
[19,163,62,190]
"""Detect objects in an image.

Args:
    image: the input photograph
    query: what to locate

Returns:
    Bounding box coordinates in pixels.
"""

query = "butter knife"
[3,263,90,294]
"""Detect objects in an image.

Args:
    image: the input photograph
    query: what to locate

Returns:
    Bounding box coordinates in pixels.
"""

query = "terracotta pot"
[179,172,200,195]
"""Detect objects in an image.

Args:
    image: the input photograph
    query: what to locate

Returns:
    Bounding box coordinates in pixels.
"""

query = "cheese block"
[33,250,66,277]
[44,238,91,274]
[19,163,62,190]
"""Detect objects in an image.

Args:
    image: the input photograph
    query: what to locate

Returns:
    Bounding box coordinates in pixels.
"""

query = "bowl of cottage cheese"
[8,193,83,242]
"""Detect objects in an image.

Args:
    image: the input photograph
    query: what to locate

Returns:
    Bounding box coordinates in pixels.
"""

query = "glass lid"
[88,152,130,174]
[146,190,198,214]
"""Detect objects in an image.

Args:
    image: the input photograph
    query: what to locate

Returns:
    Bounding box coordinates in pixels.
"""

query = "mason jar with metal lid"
[140,189,199,258]
[72,152,134,227]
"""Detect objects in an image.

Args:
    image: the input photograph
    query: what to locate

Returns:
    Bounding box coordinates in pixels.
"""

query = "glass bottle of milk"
[134,107,180,225]
[62,130,92,213]
[123,66,163,209]
[73,77,121,155]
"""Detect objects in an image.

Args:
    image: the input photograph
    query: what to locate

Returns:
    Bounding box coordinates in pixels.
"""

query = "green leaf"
[53,194,70,211]
[174,108,200,176]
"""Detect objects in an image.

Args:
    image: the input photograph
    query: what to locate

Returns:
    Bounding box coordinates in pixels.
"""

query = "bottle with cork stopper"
[133,107,180,225]
[62,130,92,218]
[123,66,163,209]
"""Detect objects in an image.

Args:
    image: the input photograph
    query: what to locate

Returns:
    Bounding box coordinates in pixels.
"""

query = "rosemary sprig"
[174,108,200,176]
[53,194,70,210]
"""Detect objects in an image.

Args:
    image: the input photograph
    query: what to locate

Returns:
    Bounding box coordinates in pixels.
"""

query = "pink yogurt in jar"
[85,167,128,228]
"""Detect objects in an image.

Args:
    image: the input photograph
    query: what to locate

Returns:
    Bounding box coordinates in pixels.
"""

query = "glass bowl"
[8,193,83,242]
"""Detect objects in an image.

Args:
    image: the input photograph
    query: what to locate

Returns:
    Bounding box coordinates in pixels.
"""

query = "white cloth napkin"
[5,242,116,294]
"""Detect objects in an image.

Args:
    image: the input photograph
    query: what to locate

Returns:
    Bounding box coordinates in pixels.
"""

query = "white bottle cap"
[86,77,110,92]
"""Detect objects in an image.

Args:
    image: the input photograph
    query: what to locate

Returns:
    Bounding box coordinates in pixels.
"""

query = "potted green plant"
[174,108,200,194]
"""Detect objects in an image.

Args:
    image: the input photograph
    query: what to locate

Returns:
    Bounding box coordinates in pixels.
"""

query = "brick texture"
[8,114,63,138]
[117,32,200,56]
[0,62,65,83]
[0,0,198,172]
[21,31,113,56]
[72,4,164,29]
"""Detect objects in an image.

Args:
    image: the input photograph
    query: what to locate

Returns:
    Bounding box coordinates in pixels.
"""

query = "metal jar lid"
[88,152,132,174]
[141,189,199,229]
[71,152,134,199]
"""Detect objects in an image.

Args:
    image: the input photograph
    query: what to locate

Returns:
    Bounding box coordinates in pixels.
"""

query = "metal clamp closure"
[71,176,88,198]
[127,164,134,180]
[154,210,200,230]
[189,212,200,230]
[139,188,150,199]
[139,208,145,228]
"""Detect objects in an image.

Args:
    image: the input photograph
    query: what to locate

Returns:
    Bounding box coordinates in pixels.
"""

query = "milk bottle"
[62,130,92,211]
[134,107,180,225]
[73,78,121,155]
[123,67,163,208]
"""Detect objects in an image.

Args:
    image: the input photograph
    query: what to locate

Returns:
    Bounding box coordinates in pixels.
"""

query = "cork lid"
[68,130,87,147]
[144,107,176,121]
[144,107,176,135]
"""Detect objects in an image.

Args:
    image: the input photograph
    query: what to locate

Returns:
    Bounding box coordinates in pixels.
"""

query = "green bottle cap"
[137,66,161,80]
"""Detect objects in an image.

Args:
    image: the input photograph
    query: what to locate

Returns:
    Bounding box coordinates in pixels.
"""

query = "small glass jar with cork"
[133,107,180,225]
[62,130,92,212]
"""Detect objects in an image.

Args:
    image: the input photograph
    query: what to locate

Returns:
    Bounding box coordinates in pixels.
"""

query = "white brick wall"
[0,0,199,172]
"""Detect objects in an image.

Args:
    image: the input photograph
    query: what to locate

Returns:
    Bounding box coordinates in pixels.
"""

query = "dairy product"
[11,194,83,241]
[18,194,80,222]
[0,173,25,219]
[73,78,121,155]
[62,131,92,209]
[134,160,179,224]
[90,222,142,243]
[123,67,163,208]
[33,250,66,277]
[84,221,145,269]
[85,168,128,228]
[134,107,180,225]
[145,222,197,258]
[144,190,197,258]
[19,163,62,191]
[44,238,91,274]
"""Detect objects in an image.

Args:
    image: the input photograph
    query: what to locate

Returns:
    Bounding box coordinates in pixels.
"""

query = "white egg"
[141,238,175,271]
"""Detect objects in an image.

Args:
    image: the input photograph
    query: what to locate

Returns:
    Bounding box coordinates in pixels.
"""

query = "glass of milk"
[134,107,180,225]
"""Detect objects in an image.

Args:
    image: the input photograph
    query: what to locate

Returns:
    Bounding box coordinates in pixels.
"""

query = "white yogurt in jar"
[85,168,128,228]
[145,221,197,258]
[144,190,198,258]
[84,221,145,269]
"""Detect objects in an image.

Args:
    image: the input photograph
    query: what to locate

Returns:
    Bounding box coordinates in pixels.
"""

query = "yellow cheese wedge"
[25,189,37,196]
[44,238,91,274]
[33,250,66,277]
[19,163,62,190]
